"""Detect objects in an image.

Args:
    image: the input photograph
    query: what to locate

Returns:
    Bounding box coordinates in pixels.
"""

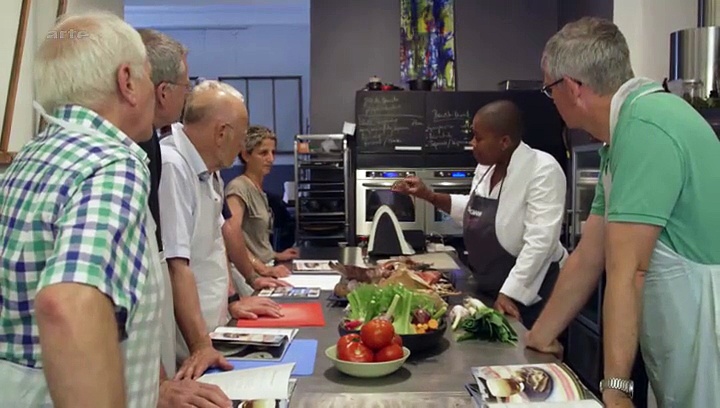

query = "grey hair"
[137,28,188,86]
[183,80,245,124]
[542,17,634,96]
[34,12,147,113]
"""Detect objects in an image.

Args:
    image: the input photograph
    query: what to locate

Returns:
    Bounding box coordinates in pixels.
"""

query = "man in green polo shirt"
[525,17,720,408]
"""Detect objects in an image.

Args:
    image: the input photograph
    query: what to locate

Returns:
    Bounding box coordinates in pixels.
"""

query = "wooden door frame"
[0,0,68,165]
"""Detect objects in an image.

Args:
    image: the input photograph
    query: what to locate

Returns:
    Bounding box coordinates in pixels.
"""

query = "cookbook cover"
[292,260,339,273]
[471,363,587,405]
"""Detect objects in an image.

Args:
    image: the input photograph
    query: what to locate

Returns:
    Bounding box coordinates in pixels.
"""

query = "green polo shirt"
[590,84,720,264]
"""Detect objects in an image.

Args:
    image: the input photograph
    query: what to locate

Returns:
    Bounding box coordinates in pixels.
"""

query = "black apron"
[462,166,559,328]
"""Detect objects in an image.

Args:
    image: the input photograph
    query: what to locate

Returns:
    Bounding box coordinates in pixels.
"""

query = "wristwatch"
[600,378,634,398]
[227,293,240,304]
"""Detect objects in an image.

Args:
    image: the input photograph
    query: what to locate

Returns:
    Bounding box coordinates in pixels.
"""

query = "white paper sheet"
[197,363,295,401]
[280,274,341,290]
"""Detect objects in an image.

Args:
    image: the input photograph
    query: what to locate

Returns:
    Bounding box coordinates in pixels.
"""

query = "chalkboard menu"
[424,92,498,152]
[355,92,426,152]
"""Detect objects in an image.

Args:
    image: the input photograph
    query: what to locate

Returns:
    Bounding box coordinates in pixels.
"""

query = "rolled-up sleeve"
[500,161,566,305]
[158,158,195,260]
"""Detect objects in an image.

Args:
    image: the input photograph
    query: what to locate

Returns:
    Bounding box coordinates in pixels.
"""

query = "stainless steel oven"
[422,168,474,236]
[356,169,425,236]
[568,143,603,250]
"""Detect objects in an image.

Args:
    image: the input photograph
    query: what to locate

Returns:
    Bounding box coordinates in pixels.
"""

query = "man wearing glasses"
[528,17,720,408]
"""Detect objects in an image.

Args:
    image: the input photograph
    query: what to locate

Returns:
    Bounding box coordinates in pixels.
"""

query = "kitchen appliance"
[669,0,720,99]
[367,205,416,257]
[356,169,425,237]
[295,134,354,247]
[567,143,603,250]
[422,168,475,236]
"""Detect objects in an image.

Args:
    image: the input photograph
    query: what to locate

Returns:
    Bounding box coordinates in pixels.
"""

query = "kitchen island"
[275,247,583,407]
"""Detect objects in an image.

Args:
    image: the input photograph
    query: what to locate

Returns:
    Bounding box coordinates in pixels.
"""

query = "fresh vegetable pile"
[336,319,405,362]
[342,283,447,335]
[449,297,518,345]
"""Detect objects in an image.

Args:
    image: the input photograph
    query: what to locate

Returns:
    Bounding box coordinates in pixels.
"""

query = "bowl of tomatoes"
[326,319,410,378]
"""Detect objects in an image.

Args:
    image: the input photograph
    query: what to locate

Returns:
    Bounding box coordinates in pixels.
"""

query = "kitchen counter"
[281,247,576,407]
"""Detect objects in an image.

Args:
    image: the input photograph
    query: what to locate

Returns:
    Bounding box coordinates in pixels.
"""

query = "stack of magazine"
[466,363,602,407]
[210,327,298,361]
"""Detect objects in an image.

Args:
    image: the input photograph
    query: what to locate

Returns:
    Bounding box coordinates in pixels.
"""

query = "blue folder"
[205,339,318,376]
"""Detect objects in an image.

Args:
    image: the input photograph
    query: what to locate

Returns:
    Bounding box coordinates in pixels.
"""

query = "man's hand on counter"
[229,296,284,320]
[525,331,564,360]
[252,275,292,289]
[267,264,292,278]
[158,378,232,408]
[493,293,521,321]
[275,247,300,261]
[175,345,233,380]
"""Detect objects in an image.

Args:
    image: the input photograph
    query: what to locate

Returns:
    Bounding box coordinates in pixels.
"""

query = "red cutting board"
[235,302,326,328]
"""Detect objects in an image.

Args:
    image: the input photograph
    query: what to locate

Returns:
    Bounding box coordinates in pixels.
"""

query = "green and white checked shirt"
[0,105,162,407]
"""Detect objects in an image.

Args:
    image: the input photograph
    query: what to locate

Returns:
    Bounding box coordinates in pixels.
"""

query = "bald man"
[158,80,282,380]
[394,100,567,327]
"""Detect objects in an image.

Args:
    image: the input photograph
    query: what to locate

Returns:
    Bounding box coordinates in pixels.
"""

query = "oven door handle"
[361,182,397,188]
[430,182,472,188]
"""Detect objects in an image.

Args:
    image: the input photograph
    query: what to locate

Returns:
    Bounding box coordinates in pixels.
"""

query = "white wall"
[614,0,697,81]
[125,3,310,161]
[0,0,123,168]
[162,25,310,152]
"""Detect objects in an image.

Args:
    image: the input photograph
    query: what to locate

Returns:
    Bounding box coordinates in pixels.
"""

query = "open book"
[469,363,601,407]
[210,327,298,361]
[198,363,297,407]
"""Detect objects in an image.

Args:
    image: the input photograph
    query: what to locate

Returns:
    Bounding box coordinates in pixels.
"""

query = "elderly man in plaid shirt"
[0,12,164,407]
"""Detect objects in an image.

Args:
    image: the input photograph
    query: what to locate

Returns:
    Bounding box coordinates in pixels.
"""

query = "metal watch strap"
[600,378,634,398]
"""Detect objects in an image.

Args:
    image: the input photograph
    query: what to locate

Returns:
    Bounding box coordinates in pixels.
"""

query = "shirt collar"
[50,104,148,164]
[171,123,211,180]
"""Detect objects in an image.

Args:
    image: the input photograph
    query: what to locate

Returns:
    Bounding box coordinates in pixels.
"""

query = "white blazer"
[449,142,568,305]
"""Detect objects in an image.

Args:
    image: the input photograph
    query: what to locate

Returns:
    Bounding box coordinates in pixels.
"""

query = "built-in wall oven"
[423,169,474,236]
[355,169,425,236]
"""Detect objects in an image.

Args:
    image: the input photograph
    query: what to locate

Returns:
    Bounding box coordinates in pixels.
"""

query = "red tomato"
[374,344,404,362]
[339,341,374,362]
[337,333,361,351]
[390,334,403,347]
[360,319,395,351]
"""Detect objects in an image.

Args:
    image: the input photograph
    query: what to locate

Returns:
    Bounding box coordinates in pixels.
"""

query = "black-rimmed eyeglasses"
[541,78,564,98]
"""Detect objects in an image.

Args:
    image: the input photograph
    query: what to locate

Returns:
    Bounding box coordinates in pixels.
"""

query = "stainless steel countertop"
[283,247,558,407]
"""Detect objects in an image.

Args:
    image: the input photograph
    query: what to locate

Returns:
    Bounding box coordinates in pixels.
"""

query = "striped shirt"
[0,105,161,407]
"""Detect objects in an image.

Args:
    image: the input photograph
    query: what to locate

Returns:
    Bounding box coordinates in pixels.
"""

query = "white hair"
[183,80,245,124]
[34,12,147,113]
[542,17,634,96]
